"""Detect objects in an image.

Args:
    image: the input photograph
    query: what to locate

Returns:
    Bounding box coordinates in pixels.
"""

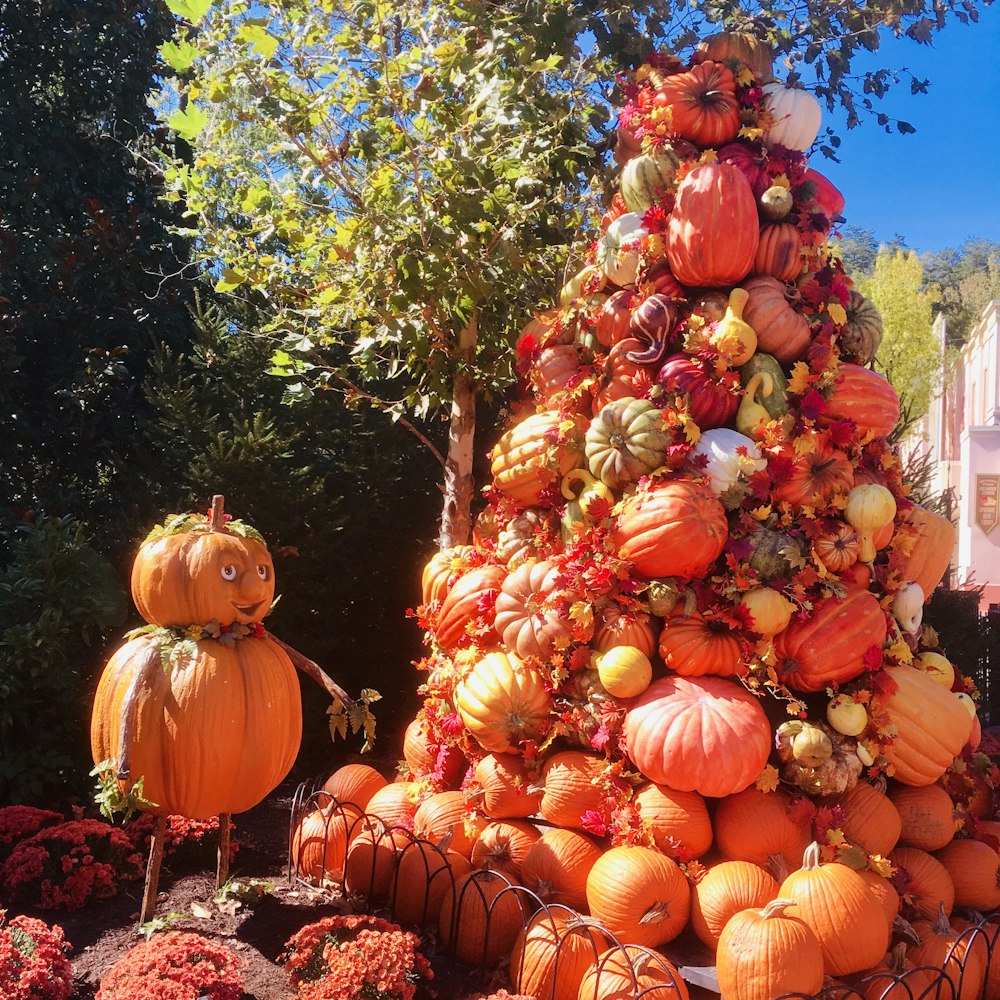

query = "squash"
[666,162,759,287]
[622,675,771,797]
[685,428,766,497]
[840,291,883,364]
[585,397,674,491]
[845,484,897,562]
[740,276,811,363]
[494,559,575,661]
[490,410,584,508]
[595,645,653,698]
[762,83,822,152]
[653,60,741,147]
[597,211,648,286]
[708,288,757,366]
[753,223,802,283]
[620,145,682,213]
[739,353,789,419]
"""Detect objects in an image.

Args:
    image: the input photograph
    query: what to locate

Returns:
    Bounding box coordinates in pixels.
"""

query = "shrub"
[0,514,126,805]
[96,930,243,1000]
[123,813,240,862]
[0,806,65,864]
[281,913,433,1000]
[0,818,143,910]
[0,909,73,1000]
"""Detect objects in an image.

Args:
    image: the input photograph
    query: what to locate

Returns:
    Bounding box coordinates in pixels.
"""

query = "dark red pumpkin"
[657,354,739,429]
[716,141,771,198]
[666,162,759,287]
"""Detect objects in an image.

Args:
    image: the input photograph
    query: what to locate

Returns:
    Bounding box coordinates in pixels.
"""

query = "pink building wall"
[905,301,1000,610]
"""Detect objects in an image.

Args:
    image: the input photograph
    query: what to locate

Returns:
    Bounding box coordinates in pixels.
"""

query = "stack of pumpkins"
[307,30,1000,1000]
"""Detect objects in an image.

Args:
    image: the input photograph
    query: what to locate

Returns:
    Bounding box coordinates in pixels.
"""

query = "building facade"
[904,301,1000,610]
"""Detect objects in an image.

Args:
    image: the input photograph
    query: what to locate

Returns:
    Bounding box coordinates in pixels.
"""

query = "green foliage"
[858,248,942,424]
[923,238,1000,344]
[0,516,126,805]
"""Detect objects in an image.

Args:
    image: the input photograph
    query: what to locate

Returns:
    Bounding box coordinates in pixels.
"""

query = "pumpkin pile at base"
[308,30,999,1000]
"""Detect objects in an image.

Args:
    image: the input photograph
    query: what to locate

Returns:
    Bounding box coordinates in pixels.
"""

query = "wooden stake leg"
[140,815,168,926]
[217,813,231,890]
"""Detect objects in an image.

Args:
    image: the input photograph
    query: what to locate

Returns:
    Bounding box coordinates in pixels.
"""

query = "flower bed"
[0,818,144,911]
[0,909,73,1000]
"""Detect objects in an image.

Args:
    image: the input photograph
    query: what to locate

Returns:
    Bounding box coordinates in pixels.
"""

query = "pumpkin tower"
[317,30,998,996]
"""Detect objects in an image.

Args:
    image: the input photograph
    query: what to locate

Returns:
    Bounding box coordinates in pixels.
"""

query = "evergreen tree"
[0,0,197,552]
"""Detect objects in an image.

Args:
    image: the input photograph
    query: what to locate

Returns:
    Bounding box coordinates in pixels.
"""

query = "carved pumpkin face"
[131,529,275,627]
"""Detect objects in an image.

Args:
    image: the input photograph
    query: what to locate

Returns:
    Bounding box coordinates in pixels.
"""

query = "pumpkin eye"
[221,564,238,581]
[256,565,269,581]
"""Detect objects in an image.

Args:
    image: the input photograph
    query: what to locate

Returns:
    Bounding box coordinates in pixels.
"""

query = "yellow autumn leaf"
[827,302,848,326]
[754,765,780,793]
[771,173,791,189]
[735,66,755,87]
[699,148,719,163]
[568,601,594,632]
[887,638,914,665]
[868,854,896,878]
[750,504,772,520]
[787,361,813,395]
[681,413,701,445]
[793,434,817,455]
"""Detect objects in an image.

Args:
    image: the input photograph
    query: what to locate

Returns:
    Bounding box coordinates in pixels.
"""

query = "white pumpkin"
[892,581,925,635]
[685,428,766,496]
[596,212,648,287]
[762,83,822,152]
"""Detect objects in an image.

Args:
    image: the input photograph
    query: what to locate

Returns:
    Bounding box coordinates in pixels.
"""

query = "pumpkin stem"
[893,915,921,946]
[799,841,823,871]
[766,852,789,882]
[638,900,672,925]
[209,494,226,531]
[760,897,798,919]
[933,901,953,938]
[887,941,908,975]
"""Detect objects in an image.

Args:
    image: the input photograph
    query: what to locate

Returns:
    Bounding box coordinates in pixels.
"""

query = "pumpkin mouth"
[234,600,265,617]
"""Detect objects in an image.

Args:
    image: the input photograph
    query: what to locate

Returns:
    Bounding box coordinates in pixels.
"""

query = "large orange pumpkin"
[453,651,552,754]
[433,563,506,653]
[537,750,608,831]
[412,791,486,858]
[392,840,472,927]
[909,904,986,1000]
[519,827,603,910]
[696,31,775,82]
[716,898,824,1000]
[611,479,728,580]
[774,587,887,692]
[510,910,612,1000]
[714,787,813,878]
[778,843,889,975]
[470,820,541,879]
[934,839,1000,912]
[666,161,759,287]
[892,503,956,596]
[835,780,901,857]
[438,870,529,967]
[90,634,301,819]
[633,782,713,860]
[321,763,387,811]
[578,945,690,1000]
[130,516,275,627]
[585,845,691,948]
[657,609,745,677]
[878,666,973,786]
[622,675,771,797]
[889,846,955,921]
[470,753,542,819]
[891,783,957,852]
[653,61,741,146]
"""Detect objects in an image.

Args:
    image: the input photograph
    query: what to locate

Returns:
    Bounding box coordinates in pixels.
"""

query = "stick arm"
[265,631,356,711]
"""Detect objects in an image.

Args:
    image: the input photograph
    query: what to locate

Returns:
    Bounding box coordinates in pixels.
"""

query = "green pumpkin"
[739,353,789,419]
[748,526,804,583]
[585,397,674,492]
[620,147,682,213]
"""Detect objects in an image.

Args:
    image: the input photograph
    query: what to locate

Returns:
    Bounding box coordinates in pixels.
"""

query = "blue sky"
[818,4,1000,253]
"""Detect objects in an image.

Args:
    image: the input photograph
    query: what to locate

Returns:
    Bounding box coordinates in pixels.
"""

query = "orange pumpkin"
[519,827,603,910]
[412,791,486,858]
[812,522,860,574]
[892,503,956,596]
[633,782,713,860]
[402,716,465,787]
[591,607,658,657]
[775,587,887,692]
[90,634,301,819]
[494,559,575,660]
[453,651,552,754]
[666,162,759,287]
[291,805,356,883]
[420,545,474,606]
[622,675,771,798]
[857,869,900,935]
[433,563,506,653]
[696,31,775,82]
[716,898,824,1000]
[470,820,541,879]
[612,479,728,580]
[364,782,421,828]
[778,843,889,975]
[890,783,957,852]
[889,845,955,920]
[130,515,275,627]
[849,942,939,1000]
[714,787,813,878]
[909,904,986,1000]
[321,763,387,811]
[392,840,472,927]
[740,276,811,363]
[752,223,802,282]
[653,61,741,146]
[879,666,973,786]
[490,410,584,508]
[690,860,779,949]
[934,839,1000,911]
[835,780,901,857]
[538,750,608,831]
[344,825,410,901]
[820,363,901,439]
[531,344,583,404]
[470,753,542,819]
[771,441,855,509]
[438,869,529,967]
[578,945,690,1000]
[585,845,691,948]
[596,289,637,346]
[657,609,745,677]
[510,910,613,1000]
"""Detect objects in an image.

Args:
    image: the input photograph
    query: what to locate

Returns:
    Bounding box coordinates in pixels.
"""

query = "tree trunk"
[438,314,478,549]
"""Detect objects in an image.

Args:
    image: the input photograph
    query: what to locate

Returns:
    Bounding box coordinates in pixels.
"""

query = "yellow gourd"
[826,694,868,737]
[844,484,896,563]
[595,645,653,699]
[710,287,757,366]
[914,651,955,688]
[561,469,615,541]
[736,371,773,437]
[739,586,794,636]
